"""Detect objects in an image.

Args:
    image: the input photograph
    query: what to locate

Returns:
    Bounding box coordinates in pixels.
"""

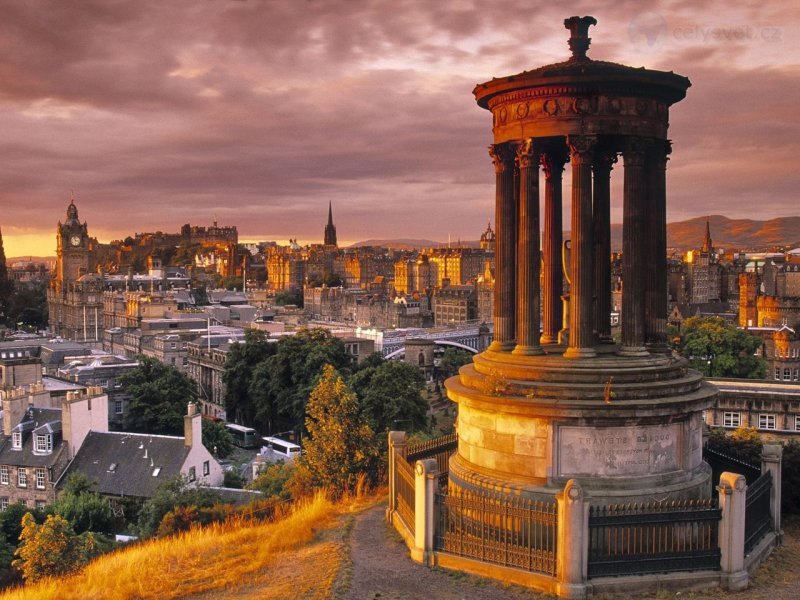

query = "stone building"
[687,220,723,304]
[432,285,477,326]
[0,386,107,509]
[705,377,800,437]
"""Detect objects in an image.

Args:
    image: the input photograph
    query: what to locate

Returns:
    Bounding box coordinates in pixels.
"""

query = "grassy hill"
[0,492,353,600]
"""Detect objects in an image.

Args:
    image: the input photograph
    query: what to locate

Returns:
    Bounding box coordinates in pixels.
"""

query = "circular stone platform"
[445,346,716,505]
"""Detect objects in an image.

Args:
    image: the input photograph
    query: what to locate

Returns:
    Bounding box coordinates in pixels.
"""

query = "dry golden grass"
[0,491,346,600]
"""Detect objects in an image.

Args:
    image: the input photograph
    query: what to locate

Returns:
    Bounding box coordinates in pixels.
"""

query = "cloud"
[0,0,797,256]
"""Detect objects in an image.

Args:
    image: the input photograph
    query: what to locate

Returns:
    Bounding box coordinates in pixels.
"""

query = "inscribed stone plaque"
[558,424,680,477]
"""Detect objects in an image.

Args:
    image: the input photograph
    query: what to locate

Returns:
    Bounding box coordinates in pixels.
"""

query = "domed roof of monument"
[474,16,691,109]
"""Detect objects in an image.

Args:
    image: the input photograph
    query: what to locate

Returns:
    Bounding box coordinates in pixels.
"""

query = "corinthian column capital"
[622,137,652,166]
[489,143,516,173]
[567,135,598,165]
[515,138,539,169]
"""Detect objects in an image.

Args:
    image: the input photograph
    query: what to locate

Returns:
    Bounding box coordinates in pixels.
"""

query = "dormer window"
[34,434,53,454]
[11,433,22,450]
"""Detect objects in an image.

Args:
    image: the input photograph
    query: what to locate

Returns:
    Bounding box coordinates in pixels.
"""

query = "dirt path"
[343,505,541,600]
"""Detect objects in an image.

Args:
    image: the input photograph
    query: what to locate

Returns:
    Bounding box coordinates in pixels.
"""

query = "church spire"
[324,201,337,247]
[702,218,713,253]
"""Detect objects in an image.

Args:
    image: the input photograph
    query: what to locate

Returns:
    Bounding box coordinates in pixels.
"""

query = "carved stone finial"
[564,16,597,60]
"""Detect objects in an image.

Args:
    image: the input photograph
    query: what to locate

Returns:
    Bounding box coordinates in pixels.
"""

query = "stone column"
[620,137,650,356]
[565,135,596,359]
[718,471,748,591]
[645,140,671,352]
[413,458,439,565]
[556,479,589,599]
[761,443,783,541]
[489,143,517,352]
[386,431,408,521]
[592,148,616,343]
[541,148,567,345]
[514,139,544,355]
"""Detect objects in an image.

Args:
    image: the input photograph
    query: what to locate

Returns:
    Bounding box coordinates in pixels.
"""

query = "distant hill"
[348,239,481,250]
[610,215,800,252]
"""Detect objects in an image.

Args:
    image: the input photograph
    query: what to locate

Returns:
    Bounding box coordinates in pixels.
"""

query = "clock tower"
[48,198,102,342]
[55,199,90,288]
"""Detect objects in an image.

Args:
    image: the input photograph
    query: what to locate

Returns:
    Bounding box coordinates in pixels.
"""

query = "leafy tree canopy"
[349,359,428,434]
[52,473,114,535]
[223,328,275,425]
[201,419,235,458]
[247,328,351,432]
[438,347,473,379]
[673,316,766,379]
[121,356,197,435]
[13,514,96,582]
[300,365,379,493]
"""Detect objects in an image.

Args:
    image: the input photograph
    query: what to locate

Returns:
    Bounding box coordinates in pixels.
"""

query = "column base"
[512,344,545,356]
[618,345,649,357]
[489,340,515,353]
[563,346,596,359]
[723,569,749,592]
[540,334,558,345]
[556,582,589,599]
[598,335,615,344]
[645,342,671,354]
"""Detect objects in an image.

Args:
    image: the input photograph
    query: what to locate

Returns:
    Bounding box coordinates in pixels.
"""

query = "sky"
[1,0,798,257]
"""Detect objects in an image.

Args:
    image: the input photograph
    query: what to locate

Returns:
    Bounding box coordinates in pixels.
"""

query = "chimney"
[3,392,28,436]
[184,402,201,448]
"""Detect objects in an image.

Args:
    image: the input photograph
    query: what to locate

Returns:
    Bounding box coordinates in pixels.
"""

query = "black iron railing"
[587,500,721,578]
[407,432,457,488]
[395,451,416,534]
[435,489,558,576]
[744,470,772,554]
[703,443,761,488]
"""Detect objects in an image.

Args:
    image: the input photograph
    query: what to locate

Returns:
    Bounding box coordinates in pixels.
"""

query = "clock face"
[70,235,81,247]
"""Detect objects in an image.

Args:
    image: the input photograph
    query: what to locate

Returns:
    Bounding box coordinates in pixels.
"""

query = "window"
[114,400,124,415]
[35,468,46,490]
[35,500,46,510]
[774,367,781,381]
[784,368,792,381]
[34,434,52,454]
[17,468,27,488]
[795,416,800,431]
[0,498,7,511]
[11,432,22,450]
[758,414,776,430]
[723,412,741,428]
[0,466,7,486]
[203,461,210,476]
[188,467,196,482]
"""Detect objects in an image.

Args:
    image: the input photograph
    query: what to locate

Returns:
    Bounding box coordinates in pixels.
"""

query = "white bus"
[261,436,301,461]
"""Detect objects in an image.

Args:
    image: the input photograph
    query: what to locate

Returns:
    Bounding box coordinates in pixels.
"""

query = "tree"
[349,359,428,434]
[223,329,275,425]
[136,478,223,538]
[121,356,197,435]
[674,316,766,379]
[273,290,303,307]
[52,473,114,534]
[247,461,296,501]
[439,347,473,379]
[247,328,352,432]
[202,419,235,458]
[300,365,379,493]
[13,514,95,582]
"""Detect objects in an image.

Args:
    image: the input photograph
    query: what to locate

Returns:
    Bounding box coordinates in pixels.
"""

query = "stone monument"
[446,16,716,504]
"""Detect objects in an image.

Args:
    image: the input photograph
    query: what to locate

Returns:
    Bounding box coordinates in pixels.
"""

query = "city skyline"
[2,1,798,256]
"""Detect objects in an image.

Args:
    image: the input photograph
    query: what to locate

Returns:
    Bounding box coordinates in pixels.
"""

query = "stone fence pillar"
[386,431,407,521]
[413,458,439,565]
[556,479,589,599]
[718,471,748,591]
[761,443,783,542]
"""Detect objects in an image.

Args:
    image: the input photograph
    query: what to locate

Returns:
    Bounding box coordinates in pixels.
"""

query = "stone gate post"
[761,443,783,542]
[413,458,439,565]
[718,471,748,591]
[386,431,407,521]
[556,479,589,599]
